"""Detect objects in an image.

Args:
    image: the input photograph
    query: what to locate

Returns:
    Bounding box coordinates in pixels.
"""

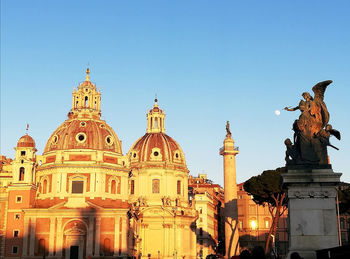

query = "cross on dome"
[85,67,90,82]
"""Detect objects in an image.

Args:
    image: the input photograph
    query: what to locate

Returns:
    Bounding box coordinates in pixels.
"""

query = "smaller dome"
[17,134,36,148]
[128,133,187,171]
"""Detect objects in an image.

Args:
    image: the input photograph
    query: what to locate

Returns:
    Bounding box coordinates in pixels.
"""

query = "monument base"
[282,167,342,259]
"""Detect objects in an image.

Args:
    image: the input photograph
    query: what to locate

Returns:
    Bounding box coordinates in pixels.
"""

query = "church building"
[0,69,198,259]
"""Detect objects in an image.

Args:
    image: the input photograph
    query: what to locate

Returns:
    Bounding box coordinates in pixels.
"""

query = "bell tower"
[146,98,166,133]
[12,134,37,185]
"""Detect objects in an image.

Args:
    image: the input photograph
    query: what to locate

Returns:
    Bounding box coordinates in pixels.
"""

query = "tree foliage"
[338,184,350,214]
[243,167,288,254]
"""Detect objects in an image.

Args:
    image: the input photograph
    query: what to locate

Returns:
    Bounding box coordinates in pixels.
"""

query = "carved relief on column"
[94,217,101,256]
[22,216,30,256]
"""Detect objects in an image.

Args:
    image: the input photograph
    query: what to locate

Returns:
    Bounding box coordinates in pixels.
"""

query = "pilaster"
[29,217,36,256]
[94,217,101,256]
[86,217,94,257]
[49,217,56,255]
[22,216,29,256]
[56,217,63,256]
[113,216,120,256]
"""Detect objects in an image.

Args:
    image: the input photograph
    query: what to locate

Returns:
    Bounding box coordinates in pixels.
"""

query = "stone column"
[56,217,63,256]
[282,168,342,259]
[94,217,101,256]
[22,216,30,256]
[220,134,240,258]
[49,217,56,255]
[86,217,94,257]
[29,217,36,256]
[113,216,120,256]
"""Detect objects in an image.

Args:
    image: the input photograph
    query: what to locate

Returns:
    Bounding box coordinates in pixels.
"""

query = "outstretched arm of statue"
[284,106,299,111]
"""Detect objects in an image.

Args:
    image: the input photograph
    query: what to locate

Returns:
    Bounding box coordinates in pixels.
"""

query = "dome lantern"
[147,98,165,133]
[70,68,101,119]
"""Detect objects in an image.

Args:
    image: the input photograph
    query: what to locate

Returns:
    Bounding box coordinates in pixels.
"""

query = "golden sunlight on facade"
[0,69,287,259]
[0,70,199,259]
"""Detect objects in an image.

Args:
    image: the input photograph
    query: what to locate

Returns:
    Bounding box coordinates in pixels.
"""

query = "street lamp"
[250,220,257,230]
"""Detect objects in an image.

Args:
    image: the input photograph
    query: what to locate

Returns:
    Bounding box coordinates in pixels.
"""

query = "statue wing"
[329,129,341,140]
[312,80,333,101]
[312,80,332,127]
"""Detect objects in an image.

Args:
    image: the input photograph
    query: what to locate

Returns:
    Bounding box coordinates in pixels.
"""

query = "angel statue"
[284,80,341,165]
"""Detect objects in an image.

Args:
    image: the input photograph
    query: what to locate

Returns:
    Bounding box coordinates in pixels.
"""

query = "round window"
[100,124,105,128]
[154,151,159,157]
[80,121,86,127]
[133,153,137,158]
[175,153,179,158]
[105,135,113,146]
[52,135,58,144]
[76,133,87,143]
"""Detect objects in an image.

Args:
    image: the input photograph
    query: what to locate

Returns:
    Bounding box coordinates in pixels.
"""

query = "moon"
[275,110,281,116]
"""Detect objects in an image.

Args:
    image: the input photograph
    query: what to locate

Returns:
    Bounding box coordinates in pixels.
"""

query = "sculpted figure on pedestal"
[284,80,341,165]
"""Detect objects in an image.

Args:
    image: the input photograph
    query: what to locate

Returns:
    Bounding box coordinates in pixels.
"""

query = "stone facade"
[0,69,197,259]
[282,168,342,259]
[188,174,225,258]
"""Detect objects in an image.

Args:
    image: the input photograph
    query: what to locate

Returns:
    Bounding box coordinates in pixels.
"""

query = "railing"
[219,146,239,153]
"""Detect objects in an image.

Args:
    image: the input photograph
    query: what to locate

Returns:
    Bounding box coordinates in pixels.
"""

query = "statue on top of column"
[284,80,341,166]
[226,121,231,138]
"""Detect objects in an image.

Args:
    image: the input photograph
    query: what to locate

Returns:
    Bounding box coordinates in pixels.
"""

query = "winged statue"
[284,80,340,166]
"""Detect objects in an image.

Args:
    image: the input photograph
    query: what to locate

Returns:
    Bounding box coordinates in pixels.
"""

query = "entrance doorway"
[70,246,79,259]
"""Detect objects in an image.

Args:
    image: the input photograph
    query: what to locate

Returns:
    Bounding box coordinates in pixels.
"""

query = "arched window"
[111,180,116,194]
[152,179,160,193]
[154,117,158,128]
[19,167,25,181]
[264,218,270,228]
[43,179,48,194]
[84,96,88,107]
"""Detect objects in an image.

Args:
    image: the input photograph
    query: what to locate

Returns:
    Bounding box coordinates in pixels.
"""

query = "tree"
[338,183,350,214]
[243,167,288,254]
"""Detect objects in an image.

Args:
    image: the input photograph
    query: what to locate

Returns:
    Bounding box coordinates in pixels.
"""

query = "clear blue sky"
[1,1,349,185]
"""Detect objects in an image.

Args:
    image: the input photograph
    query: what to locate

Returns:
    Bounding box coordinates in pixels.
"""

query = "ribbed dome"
[17,134,36,148]
[128,132,187,170]
[43,118,122,154]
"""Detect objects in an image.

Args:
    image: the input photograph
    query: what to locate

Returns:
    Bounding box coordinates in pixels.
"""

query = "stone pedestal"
[282,167,341,259]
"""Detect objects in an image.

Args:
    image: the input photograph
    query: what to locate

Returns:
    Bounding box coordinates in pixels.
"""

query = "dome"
[44,118,122,154]
[128,132,187,171]
[17,134,36,148]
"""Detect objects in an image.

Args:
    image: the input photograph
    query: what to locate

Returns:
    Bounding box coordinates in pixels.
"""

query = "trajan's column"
[220,121,240,258]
